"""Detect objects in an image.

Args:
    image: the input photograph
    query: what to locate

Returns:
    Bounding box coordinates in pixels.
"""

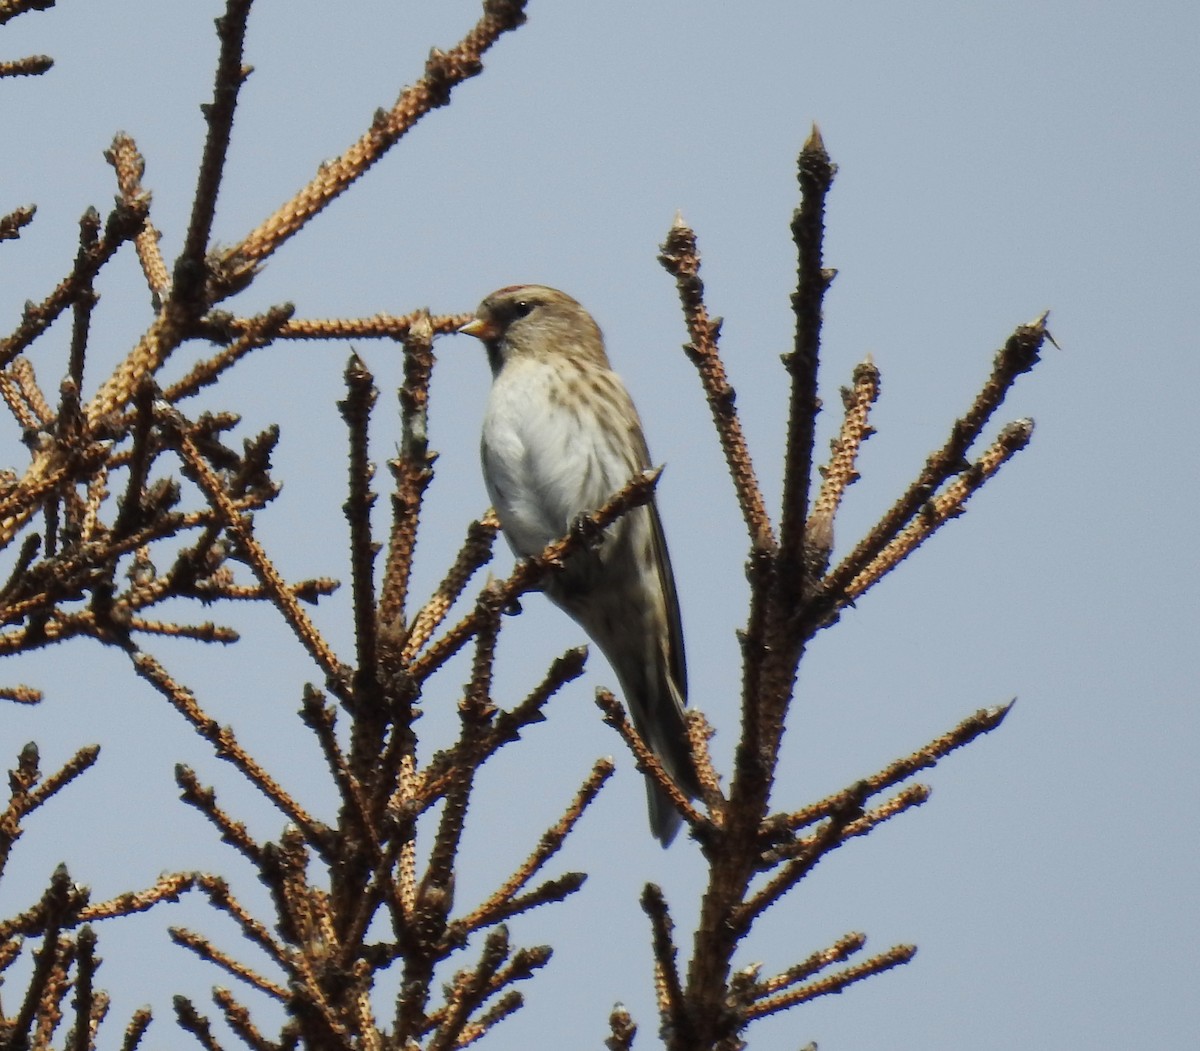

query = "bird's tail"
[627,662,702,847]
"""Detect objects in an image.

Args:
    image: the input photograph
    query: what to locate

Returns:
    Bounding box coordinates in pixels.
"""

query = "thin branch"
[0,54,52,77]
[779,124,837,592]
[105,133,170,303]
[605,1005,638,1051]
[743,943,917,1020]
[173,996,226,1051]
[0,197,149,371]
[126,648,330,849]
[167,419,351,696]
[768,701,1013,839]
[211,987,278,1051]
[805,356,880,577]
[641,884,687,1036]
[207,310,469,343]
[163,305,295,403]
[452,758,611,934]
[0,204,36,239]
[119,1007,153,1051]
[658,214,774,550]
[378,314,436,641]
[749,931,867,1001]
[401,512,499,665]
[224,1,529,269]
[596,689,707,839]
[176,764,265,867]
[410,468,662,678]
[169,927,288,1001]
[339,353,380,712]
[845,418,1034,602]
[175,0,255,311]
[77,872,196,922]
[0,0,56,27]
[816,314,1049,618]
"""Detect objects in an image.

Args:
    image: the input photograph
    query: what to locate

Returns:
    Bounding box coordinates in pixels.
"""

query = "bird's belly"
[482,366,621,558]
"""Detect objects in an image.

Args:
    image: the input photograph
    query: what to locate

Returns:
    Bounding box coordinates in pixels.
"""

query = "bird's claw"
[569,511,606,551]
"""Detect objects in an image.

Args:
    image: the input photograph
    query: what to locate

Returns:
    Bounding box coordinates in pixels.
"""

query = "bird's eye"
[512,300,533,318]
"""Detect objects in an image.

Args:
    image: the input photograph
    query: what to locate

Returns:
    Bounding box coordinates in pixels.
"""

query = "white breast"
[481,356,632,558]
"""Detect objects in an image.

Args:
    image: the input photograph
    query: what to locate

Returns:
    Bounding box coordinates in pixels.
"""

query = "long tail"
[625,659,701,846]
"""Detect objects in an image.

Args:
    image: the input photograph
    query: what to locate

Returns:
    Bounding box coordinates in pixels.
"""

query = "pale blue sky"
[2,2,1197,1048]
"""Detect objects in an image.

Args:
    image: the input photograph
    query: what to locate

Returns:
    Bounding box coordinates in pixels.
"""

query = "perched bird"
[460,285,701,845]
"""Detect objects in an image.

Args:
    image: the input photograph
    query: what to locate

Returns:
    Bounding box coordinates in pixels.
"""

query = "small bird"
[460,285,701,845]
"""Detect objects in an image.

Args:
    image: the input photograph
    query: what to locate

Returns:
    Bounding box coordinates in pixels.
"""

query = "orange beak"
[458,317,497,340]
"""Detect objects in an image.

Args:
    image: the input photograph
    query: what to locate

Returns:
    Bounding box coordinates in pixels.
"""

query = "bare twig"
[658,215,774,550]
[225,2,529,269]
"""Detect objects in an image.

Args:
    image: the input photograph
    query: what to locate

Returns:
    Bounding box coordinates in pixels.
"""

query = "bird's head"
[459,285,608,373]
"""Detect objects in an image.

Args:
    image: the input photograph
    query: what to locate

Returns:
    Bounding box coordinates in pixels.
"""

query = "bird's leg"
[569,510,606,552]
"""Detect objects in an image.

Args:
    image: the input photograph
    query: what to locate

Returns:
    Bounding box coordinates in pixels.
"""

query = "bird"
[459,284,701,845]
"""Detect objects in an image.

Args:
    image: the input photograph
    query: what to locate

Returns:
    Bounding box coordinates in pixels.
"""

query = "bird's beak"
[458,317,496,341]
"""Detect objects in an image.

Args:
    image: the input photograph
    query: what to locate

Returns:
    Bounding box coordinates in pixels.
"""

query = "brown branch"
[425,928,547,1051]
[120,1006,153,1051]
[423,587,502,899]
[0,204,36,240]
[77,872,195,922]
[126,648,330,848]
[105,134,170,303]
[210,988,276,1051]
[400,511,499,666]
[176,764,265,867]
[743,943,917,1020]
[605,1005,638,1051]
[12,356,54,425]
[658,214,774,550]
[0,197,149,371]
[224,2,529,269]
[473,645,587,768]
[686,708,725,819]
[452,757,611,935]
[339,353,381,714]
[817,314,1049,618]
[596,689,707,838]
[0,0,56,27]
[806,356,880,577]
[127,617,238,642]
[779,124,838,595]
[67,214,100,391]
[410,644,588,821]
[24,744,100,815]
[173,996,225,1051]
[298,687,373,853]
[410,468,662,678]
[758,784,931,884]
[845,418,1034,602]
[737,786,868,933]
[168,420,351,695]
[766,703,1012,846]
[749,930,866,1001]
[175,0,255,311]
[194,874,292,975]
[0,204,36,239]
[452,990,524,1046]
[208,310,469,343]
[0,54,52,77]
[189,577,339,604]
[169,927,288,1001]
[641,884,687,1036]
[378,314,436,642]
[0,369,40,429]
[163,305,295,403]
